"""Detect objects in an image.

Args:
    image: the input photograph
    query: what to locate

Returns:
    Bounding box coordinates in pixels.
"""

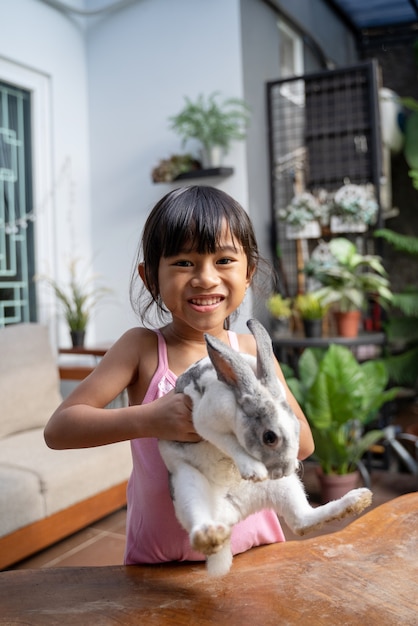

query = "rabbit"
[158,318,372,577]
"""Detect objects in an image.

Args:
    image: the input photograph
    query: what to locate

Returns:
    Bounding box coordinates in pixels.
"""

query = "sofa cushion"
[0,428,132,522]
[0,465,45,537]
[0,323,62,438]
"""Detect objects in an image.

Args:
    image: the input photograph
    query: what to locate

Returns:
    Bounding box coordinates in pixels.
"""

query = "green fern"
[374,228,418,387]
[378,347,418,386]
[375,229,418,257]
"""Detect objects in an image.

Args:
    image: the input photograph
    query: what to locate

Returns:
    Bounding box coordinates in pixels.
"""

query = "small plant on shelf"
[330,183,378,229]
[151,154,201,183]
[37,258,111,347]
[293,292,328,321]
[266,293,293,320]
[304,238,392,337]
[168,91,251,167]
[266,293,293,336]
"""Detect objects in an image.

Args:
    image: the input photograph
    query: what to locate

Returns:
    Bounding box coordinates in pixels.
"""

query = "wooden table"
[1,493,417,624]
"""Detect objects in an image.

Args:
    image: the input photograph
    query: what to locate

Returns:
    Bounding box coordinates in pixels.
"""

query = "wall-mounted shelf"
[174,167,234,181]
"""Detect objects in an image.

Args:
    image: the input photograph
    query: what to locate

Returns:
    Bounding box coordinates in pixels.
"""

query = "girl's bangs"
[161,199,237,257]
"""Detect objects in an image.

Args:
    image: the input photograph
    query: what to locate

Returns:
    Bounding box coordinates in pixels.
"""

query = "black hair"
[130,185,260,325]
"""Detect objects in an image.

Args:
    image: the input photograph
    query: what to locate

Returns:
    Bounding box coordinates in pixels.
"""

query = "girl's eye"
[173,260,193,267]
[217,257,233,265]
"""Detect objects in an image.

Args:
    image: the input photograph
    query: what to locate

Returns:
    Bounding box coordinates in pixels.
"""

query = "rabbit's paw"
[191,523,231,556]
[340,487,373,514]
[238,458,268,482]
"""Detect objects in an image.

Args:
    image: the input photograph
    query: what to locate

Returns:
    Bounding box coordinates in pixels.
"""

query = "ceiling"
[325,0,418,32]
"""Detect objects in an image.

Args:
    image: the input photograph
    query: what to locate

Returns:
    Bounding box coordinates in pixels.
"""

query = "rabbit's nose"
[262,430,281,448]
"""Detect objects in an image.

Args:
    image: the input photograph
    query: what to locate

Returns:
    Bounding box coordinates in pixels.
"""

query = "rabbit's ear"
[247,319,279,395]
[204,334,257,394]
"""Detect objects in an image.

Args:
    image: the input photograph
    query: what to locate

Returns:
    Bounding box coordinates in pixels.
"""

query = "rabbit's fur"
[158,319,372,577]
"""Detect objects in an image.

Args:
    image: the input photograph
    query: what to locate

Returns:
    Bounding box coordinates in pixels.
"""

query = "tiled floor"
[8,462,417,571]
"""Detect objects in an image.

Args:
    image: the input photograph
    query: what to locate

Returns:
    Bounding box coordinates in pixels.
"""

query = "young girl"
[44,185,314,565]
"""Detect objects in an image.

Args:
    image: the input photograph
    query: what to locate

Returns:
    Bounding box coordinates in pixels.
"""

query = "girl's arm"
[273,361,315,461]
[44,328,200,450]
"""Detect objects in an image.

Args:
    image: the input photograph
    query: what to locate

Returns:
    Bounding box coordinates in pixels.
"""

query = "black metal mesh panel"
[267,61,381,297]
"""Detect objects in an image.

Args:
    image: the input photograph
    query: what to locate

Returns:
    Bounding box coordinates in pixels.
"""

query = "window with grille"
[0,81,36,326]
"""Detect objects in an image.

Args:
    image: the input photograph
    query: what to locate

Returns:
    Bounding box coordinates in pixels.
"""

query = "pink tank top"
[124,330,285,565]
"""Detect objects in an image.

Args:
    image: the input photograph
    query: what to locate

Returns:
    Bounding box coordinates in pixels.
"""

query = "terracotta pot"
[334,310,361,337]
[317,469,360,504]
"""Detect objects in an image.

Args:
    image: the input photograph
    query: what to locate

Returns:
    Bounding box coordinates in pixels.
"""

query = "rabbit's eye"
[263,430,279,446]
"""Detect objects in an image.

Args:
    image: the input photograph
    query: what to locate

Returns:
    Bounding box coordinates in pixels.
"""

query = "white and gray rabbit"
[158,319,372,577]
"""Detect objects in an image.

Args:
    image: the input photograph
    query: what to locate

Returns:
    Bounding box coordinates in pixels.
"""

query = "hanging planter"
[278,191,324,240]
[286,221,321,240]
[330,215,367,233]
[330,183,378,232]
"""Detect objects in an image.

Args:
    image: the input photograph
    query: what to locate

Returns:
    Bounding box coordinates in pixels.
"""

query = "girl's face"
[157,222,253,335]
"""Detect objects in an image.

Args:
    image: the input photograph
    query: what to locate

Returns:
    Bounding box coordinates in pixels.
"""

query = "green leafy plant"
[305,237,392,313]
[151,153,200,182]
[331,183,378,225]
[293,292,328,321]
[169,91,251,159]
[375,228,418,386]
[277,192,322,229]
[285,345,397,475]
[38,259,110,332]
[400,40,418,190]
[266,293,293,319]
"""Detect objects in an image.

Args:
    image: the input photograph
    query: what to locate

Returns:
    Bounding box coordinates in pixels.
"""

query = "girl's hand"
[148,390,202,443]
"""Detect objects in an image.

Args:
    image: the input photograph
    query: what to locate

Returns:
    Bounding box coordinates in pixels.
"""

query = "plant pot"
[303,318,322,338]
[70,330,86,348]
[317,469,360,504]
[334,310,361,338]
[201,145,224,168]
[285,221,321,240]
[330,216,367,233]
[270,318,290,338]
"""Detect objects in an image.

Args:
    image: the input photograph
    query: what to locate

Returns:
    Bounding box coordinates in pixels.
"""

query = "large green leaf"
[282,344,397,474]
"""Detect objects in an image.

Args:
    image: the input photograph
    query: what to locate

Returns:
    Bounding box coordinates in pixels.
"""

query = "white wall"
[86,0,250,341]
[0,0,91,346]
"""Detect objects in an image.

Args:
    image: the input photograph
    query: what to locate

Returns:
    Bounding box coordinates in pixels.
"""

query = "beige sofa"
[0,323,132,570]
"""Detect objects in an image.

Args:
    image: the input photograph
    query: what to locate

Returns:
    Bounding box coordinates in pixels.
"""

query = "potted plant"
[151,153,201,183]
[277,191,323,239]
[293,292,328,338]
[285,344,398,502]
[330,183,379,233]
[168,91,251,168]
[266,293,293,337]
[305,238,393,337]
[37,259,110,347]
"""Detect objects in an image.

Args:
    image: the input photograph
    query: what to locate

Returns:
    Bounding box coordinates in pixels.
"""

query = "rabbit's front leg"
[199,431,268,482]
[170,462,231,555]
[190,386,268,481]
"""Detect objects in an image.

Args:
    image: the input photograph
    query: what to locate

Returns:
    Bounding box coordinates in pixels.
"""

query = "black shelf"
[174,167,234,181]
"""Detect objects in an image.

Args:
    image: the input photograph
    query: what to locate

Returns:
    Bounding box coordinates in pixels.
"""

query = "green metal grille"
[0,81,35,326]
